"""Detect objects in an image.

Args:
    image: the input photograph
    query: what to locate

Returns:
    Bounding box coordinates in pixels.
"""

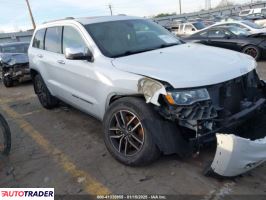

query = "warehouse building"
[0,30,33,44]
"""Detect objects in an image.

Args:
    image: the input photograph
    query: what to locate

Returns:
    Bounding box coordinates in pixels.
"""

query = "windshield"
[84,19,181,58]
[227,26,250,36]
[242,21,263,29]
[0,43,29,53]
[192,22,205,30]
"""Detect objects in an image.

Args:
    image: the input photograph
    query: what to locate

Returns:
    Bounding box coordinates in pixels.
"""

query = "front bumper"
[190,98,266,145]
[208,134,266,177]
[3,66,31,82]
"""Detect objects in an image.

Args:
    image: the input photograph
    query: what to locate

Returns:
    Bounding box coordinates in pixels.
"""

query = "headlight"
[165,88,210,105]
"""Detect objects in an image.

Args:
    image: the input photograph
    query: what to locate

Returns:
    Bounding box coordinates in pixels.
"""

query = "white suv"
[29,16,266,167]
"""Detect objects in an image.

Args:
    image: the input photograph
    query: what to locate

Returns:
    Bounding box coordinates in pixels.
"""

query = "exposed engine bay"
[138,69,266,177]
[0,53,31,87]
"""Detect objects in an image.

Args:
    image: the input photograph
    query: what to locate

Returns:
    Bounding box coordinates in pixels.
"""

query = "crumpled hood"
[112,43,256,88]
[0,53,29,67]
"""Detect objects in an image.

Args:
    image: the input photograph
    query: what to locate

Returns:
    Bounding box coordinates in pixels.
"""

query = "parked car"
[0,42,30,87]
[211,20,266,34]
[239,9,254,17]
[239,8,266,17]
[184,26,266,60]
[244,13,266,27]
[29,16,266,168]
[172,21,206,36]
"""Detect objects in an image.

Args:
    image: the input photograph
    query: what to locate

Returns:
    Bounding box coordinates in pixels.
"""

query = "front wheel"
[103,97,160,166]
[242,45,261,61]
[2,72,13,87]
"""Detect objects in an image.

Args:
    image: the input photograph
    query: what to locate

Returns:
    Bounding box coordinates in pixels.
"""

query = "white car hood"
[112,43,256,88]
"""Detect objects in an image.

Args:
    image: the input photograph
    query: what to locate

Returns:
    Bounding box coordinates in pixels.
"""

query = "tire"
[3,76,13,87]
[33,74,58,109]
[103,97,160,166]
[242,45,261,61]
[2,72,13,87]
[0,113,11,155]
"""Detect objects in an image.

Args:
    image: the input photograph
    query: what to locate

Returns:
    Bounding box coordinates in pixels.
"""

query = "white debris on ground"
[210,134,266,177]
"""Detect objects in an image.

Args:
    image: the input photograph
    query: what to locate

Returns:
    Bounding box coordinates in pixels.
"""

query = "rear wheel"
[33,74,58,109]
[242,45,261,61]
[0,113,11,156]
[103,97,160,166]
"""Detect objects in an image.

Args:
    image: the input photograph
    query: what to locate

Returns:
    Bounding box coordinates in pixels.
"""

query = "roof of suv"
[43,16,142,26]
[76,16,141,24]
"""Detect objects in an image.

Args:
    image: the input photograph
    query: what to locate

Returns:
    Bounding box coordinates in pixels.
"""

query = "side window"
[208,30,225,38]
[224,30,232,37]
[184,25,193,32]
[62,26,87,54]
[45,26,63,53]
[32,29,46,49]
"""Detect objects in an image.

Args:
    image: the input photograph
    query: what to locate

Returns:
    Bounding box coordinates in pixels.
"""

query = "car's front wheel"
[103,97,160,166]
[242,45,261,61]
[2,71,13,88]
[33,74,59,109]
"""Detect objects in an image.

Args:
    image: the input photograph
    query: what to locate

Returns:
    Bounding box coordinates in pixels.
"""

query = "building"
[0,30,33,44]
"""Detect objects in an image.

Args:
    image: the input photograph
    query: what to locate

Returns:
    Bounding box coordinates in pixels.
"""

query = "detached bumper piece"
[207,134,266,177]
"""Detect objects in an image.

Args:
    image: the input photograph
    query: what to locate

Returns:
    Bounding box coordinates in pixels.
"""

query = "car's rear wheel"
[33,74,58,109]
[242,45,261,61]
[103,97,160,166]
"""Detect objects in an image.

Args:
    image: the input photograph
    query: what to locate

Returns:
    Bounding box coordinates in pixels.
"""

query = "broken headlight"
[166,88,210,105]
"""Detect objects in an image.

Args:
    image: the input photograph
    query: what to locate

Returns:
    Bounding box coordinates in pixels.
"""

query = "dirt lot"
[0,62,266,198]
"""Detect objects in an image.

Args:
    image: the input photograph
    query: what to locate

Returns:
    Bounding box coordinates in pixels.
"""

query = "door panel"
[51,25,99,115]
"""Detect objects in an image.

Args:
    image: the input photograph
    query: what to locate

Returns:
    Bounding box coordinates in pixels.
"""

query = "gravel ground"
[0,61,265,198]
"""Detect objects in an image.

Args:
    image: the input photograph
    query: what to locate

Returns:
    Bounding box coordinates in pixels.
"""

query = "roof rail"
[43,17,75,24]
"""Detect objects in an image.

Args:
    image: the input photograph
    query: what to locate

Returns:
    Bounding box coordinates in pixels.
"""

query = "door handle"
[37,54,43,58]
[57,60,65,64]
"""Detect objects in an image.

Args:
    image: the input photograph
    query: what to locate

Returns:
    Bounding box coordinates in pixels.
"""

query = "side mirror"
[192,28,196,31]
[65,47,93,62]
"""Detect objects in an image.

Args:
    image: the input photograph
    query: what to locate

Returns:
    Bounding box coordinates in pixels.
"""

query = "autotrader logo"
[0,188,54,200]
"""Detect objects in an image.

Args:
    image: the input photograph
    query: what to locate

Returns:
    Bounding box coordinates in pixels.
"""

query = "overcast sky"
[0,0,254,32]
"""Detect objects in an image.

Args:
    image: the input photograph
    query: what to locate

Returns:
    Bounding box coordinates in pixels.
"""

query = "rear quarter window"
[45,27,63,54]
[32,29,46,49]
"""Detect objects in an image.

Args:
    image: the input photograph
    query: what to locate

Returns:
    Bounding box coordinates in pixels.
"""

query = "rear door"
[188,31,209,44]
[41,26,65,95]
[207,29,239,51]
[29,28,51,86]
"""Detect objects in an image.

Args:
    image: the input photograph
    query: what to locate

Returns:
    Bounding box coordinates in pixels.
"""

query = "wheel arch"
[105,93,144,110]
[30,68,40,79]
[30,69,40,94]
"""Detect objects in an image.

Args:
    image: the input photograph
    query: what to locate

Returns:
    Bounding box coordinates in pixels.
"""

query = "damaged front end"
[138,69,266,177]
[0,53,30,87]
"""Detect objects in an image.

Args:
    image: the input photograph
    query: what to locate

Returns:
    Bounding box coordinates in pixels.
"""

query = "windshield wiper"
[158,43,179,48]
[113,43,179,58]
[114,48,158,58]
